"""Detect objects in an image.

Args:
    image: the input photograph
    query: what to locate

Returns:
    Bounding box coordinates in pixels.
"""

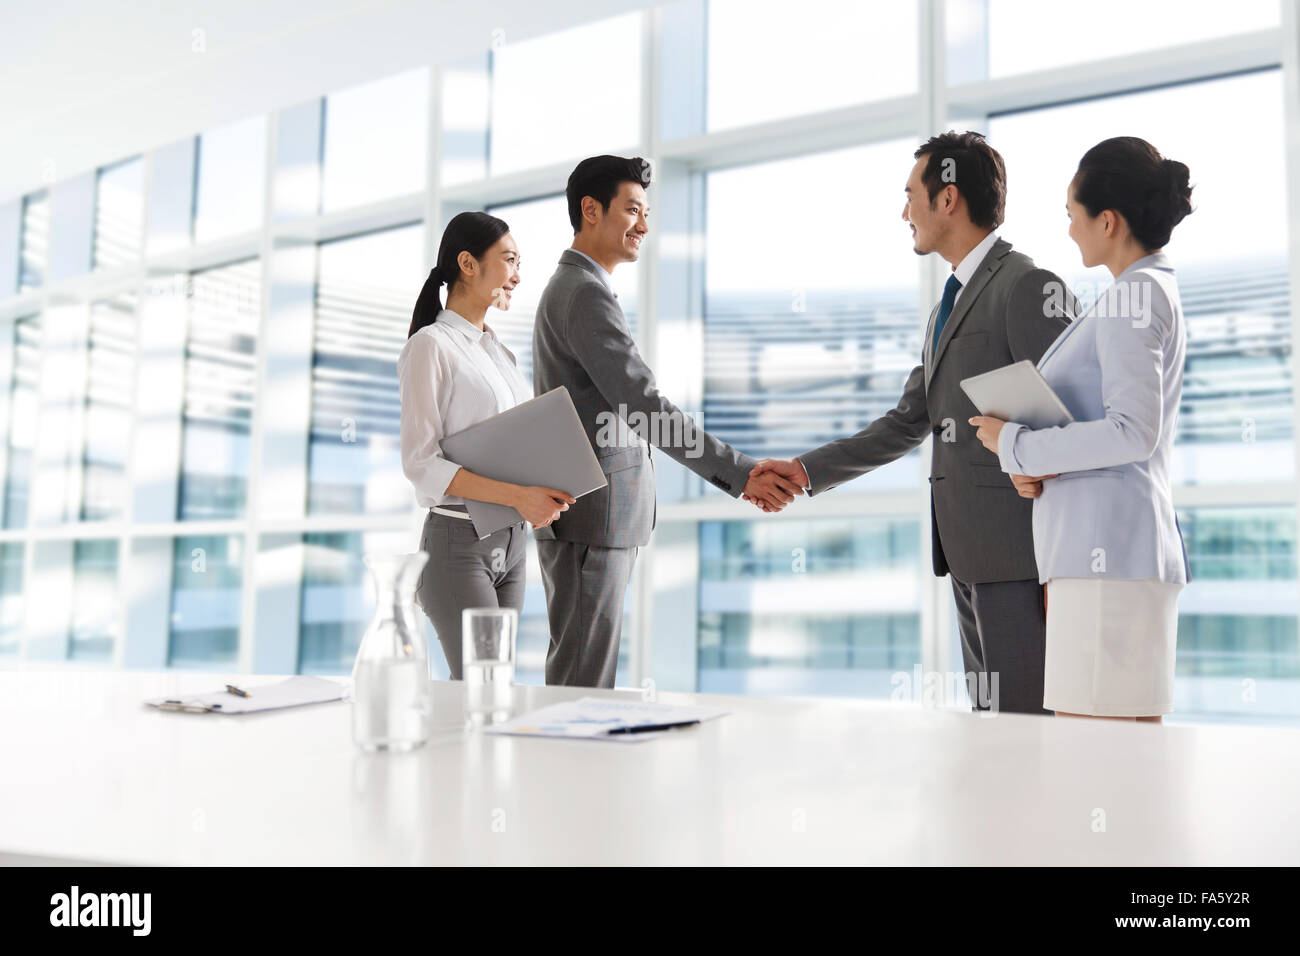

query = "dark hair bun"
[1073,137,1194,251]
[1161,158,1194,227]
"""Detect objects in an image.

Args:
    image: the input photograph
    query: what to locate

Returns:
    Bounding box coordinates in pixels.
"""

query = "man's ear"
[942,183,959,215]
[581,195,600,227]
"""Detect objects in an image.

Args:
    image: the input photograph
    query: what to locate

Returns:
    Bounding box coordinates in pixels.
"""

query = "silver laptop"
[439,387,607,538]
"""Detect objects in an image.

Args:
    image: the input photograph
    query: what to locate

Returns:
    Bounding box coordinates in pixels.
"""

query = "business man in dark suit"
[749,132,1074,714]
[532,155,800,688]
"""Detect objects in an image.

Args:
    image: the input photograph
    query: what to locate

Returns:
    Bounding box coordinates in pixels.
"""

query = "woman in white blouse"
[399,212,575,679]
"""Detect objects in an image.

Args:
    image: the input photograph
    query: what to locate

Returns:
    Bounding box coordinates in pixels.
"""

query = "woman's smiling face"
[460,232,521,311]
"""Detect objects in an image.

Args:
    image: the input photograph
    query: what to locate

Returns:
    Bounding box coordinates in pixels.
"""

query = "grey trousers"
[416,510,526,680]
[950,575,1050,715]
[535,539,638,688]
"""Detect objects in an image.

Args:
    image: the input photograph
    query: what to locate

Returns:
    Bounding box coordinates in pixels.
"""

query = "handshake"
[740,458,809,513]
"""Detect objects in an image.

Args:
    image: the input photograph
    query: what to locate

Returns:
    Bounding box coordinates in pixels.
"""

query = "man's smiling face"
[595,180,649,264]
[902,154,949,256]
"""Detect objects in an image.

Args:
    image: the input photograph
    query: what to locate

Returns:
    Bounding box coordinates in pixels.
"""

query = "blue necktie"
[931,274,963,356]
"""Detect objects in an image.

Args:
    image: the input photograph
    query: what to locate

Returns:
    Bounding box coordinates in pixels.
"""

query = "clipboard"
[145,676,346,714]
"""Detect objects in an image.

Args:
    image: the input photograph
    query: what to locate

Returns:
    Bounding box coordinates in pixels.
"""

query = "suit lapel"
[925,239,1010,389]
[921,302,940,377]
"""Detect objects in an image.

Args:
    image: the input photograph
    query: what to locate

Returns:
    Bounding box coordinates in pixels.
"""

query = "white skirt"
[1043,577,1183,717]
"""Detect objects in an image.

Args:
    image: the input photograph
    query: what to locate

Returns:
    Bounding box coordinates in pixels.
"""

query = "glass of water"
[462,607,516,728]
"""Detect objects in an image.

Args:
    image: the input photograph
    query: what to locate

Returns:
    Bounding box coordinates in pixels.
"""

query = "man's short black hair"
[566,155,652,235]
[914,131,1006,230]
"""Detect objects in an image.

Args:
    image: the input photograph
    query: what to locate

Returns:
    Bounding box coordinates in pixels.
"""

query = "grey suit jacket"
[532,249,756,548]
[798,238,1074,584]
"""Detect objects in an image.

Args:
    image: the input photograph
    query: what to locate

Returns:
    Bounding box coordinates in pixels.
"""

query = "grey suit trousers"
[535,539,637,688]
[950,575,1049,715]
[416,510,527,680]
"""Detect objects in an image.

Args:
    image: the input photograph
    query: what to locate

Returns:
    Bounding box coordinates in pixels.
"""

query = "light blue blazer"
[995,252,1190,585]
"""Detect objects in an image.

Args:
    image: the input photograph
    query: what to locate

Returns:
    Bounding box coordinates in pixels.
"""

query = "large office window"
[168,535,243,668]
[308,225,422,515]
[708,0,917,131]
[488,14,641,176]
[704,142,923,482]
[299,531,529,682]
[989,70,1292,484]
[194,116,267,242]
[299,532,369,674]
[1175,506,1298,721]
[0,544,22,656]
[321,69,428,213]
[441,56,489,186]
[67,539,119,662]
[18,191,49,293]
[92,157,143,269]
[177,259,261,520]
[980,0,1280,79]
[0,2,1294,726]
[81,296,136,521]
[698,516,922,696]
[700,143,926,700]
[3,315,41,529]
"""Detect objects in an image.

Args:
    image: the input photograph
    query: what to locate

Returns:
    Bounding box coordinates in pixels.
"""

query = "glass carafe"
[350,552,432,752]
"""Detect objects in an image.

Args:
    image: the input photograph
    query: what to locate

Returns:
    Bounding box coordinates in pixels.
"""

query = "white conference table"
[0,669,1296,866]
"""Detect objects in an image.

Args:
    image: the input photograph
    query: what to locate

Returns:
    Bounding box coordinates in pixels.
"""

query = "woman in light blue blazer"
[969,137,1193,722]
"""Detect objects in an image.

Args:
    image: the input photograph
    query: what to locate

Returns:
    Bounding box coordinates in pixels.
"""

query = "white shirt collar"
[569,248,615,292]
[437,307,494,343]
[952,230,999,290]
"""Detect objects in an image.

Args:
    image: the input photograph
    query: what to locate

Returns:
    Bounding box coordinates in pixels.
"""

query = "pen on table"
[225,684,251,698]
[605,720,700,735]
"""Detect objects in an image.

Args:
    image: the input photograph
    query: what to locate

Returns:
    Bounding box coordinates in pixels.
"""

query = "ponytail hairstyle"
[1071,137,1194,251]
[408,211,511,337]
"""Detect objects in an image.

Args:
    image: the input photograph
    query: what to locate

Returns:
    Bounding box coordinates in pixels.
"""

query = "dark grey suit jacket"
[799,238,1074,584]
[533,250,755,548]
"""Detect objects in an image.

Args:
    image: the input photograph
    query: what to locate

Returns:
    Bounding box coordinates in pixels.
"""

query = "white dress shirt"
[398,308,533,508]
[951,230,999,303]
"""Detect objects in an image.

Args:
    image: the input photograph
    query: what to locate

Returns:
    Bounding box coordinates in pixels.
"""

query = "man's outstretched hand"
[742,458,808,513]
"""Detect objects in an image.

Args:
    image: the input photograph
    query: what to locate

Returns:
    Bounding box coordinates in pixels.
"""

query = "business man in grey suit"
[749,132,1074,714]
[533,155,801,687]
